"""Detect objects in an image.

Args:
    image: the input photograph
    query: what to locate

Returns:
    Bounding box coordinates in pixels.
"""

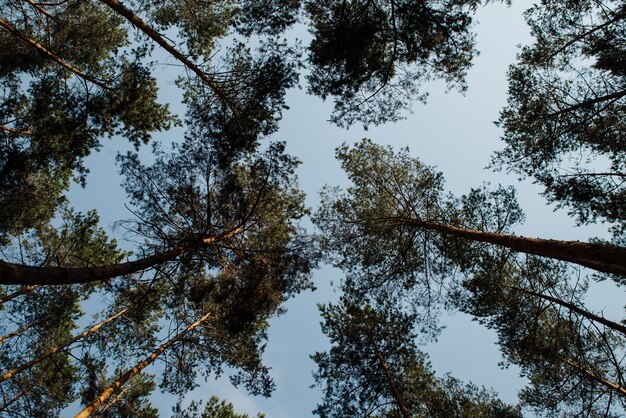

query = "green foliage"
[0,286,82,415]
[306,0,479,127]
[0,0,175,241]
[493,0,626,238]
[21,205,128,268]
[0,206,131,414]
[181,39,301,166]
[316,139,626,414]
[173,395,265,418]
[116,138,317,396]
[460,256,626,416]
[316,139,446,275]
[235,0,302,36]
[0,0,313,404]
[145,0,237,59]
[0,0,624,415]
[315,139,523,323]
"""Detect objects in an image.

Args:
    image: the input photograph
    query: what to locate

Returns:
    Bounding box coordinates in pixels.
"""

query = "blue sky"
[66,1,625,416]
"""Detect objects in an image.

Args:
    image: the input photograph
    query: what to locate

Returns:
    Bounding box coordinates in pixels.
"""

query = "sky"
[66,1,625,416]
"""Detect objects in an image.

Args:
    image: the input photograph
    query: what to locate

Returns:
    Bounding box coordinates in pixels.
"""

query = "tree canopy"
[315,139,626,415]
[0,0,624,416]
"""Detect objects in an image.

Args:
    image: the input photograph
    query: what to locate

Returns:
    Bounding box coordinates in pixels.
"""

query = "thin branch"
[509,285,626,337]
[0,285,37,305]
[23,0,56,20]
[0,324,33,343]
[546,88,626,119]
[564,358,626,397]
[548,9,626,60]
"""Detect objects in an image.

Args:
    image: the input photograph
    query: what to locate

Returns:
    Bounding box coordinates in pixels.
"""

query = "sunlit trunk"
[394,218,626,276]
[76,311,214,418]
[0,307,128,383]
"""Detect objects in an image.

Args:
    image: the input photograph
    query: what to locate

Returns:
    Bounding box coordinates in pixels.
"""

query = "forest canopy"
[0,0,624,416]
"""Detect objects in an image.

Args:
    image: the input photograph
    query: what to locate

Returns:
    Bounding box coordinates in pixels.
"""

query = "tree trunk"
[509,285,626,337]
[394,218,626,276]
[76,311,214,418]
[93,385,131,417]
[97,0,234,110]
[564,358,626,397]
[0,228,242,286]
[364,329,411,418]
[0,248,184,286]
[0,285,37,305]
[0,308,128,383]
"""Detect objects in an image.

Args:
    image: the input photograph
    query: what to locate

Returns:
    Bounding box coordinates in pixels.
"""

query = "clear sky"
[66,1,625,416]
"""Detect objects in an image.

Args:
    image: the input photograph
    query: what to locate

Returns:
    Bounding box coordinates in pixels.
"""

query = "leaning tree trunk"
[0,307,128,383]
[393,218,626,276]
[564,358,626,397]
[364,329,412,418]
[0,285,37,305]
[508,285,626,337]
[75,311,214,418]
[0,228,242,286]
[97,0,234,110]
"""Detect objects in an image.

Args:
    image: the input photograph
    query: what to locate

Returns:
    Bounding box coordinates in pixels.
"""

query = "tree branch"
[508,285,626,337]
[0,307,129,383]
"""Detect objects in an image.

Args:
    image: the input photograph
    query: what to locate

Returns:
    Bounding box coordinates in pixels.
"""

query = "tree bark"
[392,218,626,276]
[0,228,242,286]
[75,311,214,418]
[564,358,626,397]
[0,285,37,305]
[93,385,131,417]
[364,329,411,418]
[509,286,626,337]
[0,307,128,383]
[0,324,32,344]
[0,16,109,89]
